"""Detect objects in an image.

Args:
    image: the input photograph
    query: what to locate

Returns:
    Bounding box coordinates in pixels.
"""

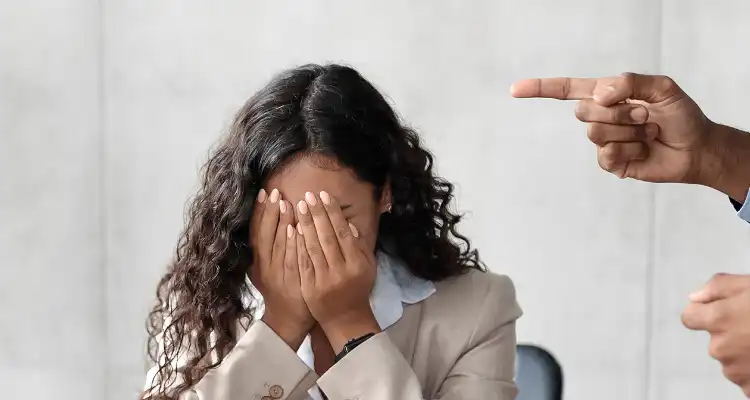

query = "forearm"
[698,122,750,202]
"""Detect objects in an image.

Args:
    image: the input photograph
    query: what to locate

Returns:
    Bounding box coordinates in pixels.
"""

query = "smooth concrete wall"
[2,1,749,399]
[0,1,105,399]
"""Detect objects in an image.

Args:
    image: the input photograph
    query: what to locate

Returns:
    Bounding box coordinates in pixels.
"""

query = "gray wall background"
[2,1,750,399]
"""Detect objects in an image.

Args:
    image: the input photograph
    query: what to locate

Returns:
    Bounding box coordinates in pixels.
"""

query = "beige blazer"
[144,270,522,400]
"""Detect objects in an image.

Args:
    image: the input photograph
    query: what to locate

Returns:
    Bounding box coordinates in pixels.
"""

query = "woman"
[143,64,521,400]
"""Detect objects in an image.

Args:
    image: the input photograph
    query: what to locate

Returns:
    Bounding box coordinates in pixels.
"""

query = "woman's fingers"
[296,197,330,271]
[297,224,314,284]
[250,188,267,245]
[319,191,358,261]
[340,220,376,268]
[283,222,299,285]
[270,199,293,270]
[256,188,281,264]
[305,192,344,266]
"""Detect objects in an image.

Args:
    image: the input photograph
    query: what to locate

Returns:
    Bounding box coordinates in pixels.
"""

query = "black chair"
[515,344,563,400]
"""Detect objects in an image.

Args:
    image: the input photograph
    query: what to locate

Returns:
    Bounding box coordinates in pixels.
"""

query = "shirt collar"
[242,251,436,368]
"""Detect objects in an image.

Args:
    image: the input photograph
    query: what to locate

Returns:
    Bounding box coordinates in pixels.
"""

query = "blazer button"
[269,384,284,398]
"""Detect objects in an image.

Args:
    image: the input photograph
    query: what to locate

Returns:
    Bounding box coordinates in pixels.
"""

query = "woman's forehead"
[264,157,371,204]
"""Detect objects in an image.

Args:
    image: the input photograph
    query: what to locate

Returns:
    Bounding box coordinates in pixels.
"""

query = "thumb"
[689,273,750,303]
[593,73,683,107]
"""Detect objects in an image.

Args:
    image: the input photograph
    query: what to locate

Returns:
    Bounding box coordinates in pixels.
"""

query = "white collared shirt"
[243,252,436,400]
[737,188,750,222]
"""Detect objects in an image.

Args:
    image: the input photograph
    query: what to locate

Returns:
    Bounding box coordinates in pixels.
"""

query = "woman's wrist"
[320,307,381,354]
[262,312,309,351]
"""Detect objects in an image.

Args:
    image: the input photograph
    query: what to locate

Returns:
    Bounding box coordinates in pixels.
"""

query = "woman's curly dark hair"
[142,64,485,399]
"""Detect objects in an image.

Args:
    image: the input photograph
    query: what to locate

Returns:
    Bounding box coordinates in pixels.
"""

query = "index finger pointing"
[512,73,684,107]
[510,77,599,100]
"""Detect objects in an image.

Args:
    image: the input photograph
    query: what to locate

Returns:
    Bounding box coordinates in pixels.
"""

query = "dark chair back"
[515,344,563,400]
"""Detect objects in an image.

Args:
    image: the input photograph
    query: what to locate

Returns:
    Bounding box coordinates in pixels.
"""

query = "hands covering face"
[251,189,379,352]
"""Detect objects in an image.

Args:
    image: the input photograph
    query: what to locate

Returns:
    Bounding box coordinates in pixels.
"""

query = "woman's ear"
[380,179,392,213]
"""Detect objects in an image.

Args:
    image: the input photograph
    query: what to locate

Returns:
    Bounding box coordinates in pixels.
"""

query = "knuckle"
[575,100,590,121]
[602,143,619,158]
[306,244,323,257]
[708,337,729,360]
[560,77,571,99]
[598,145,620,171]
[320,234,338,247]
[722,365,745,386]
[619,72,635,86]
[272,240,285,255]
[335,226,352,241]
[587,123,603,144]
[597,156,614,172]
[658,75,677,90]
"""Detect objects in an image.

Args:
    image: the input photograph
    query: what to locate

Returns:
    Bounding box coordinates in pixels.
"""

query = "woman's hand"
[295,191,381,353]
[250,188,314,350]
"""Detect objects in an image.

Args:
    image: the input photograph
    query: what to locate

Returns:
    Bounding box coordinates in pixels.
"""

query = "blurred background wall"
[2,1,750,399]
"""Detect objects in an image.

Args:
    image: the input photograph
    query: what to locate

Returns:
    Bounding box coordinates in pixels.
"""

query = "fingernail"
[269,188,280,203]
[297,223,303,234]
[257,189,267,203]
[349,223,359,238]
[320,191,331,205]
[305,192,317,206]
[689,289,705,302]
[298,200,309,214]
[287,224,294,238]
[630,107,648,123]
[279,200,287,214]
